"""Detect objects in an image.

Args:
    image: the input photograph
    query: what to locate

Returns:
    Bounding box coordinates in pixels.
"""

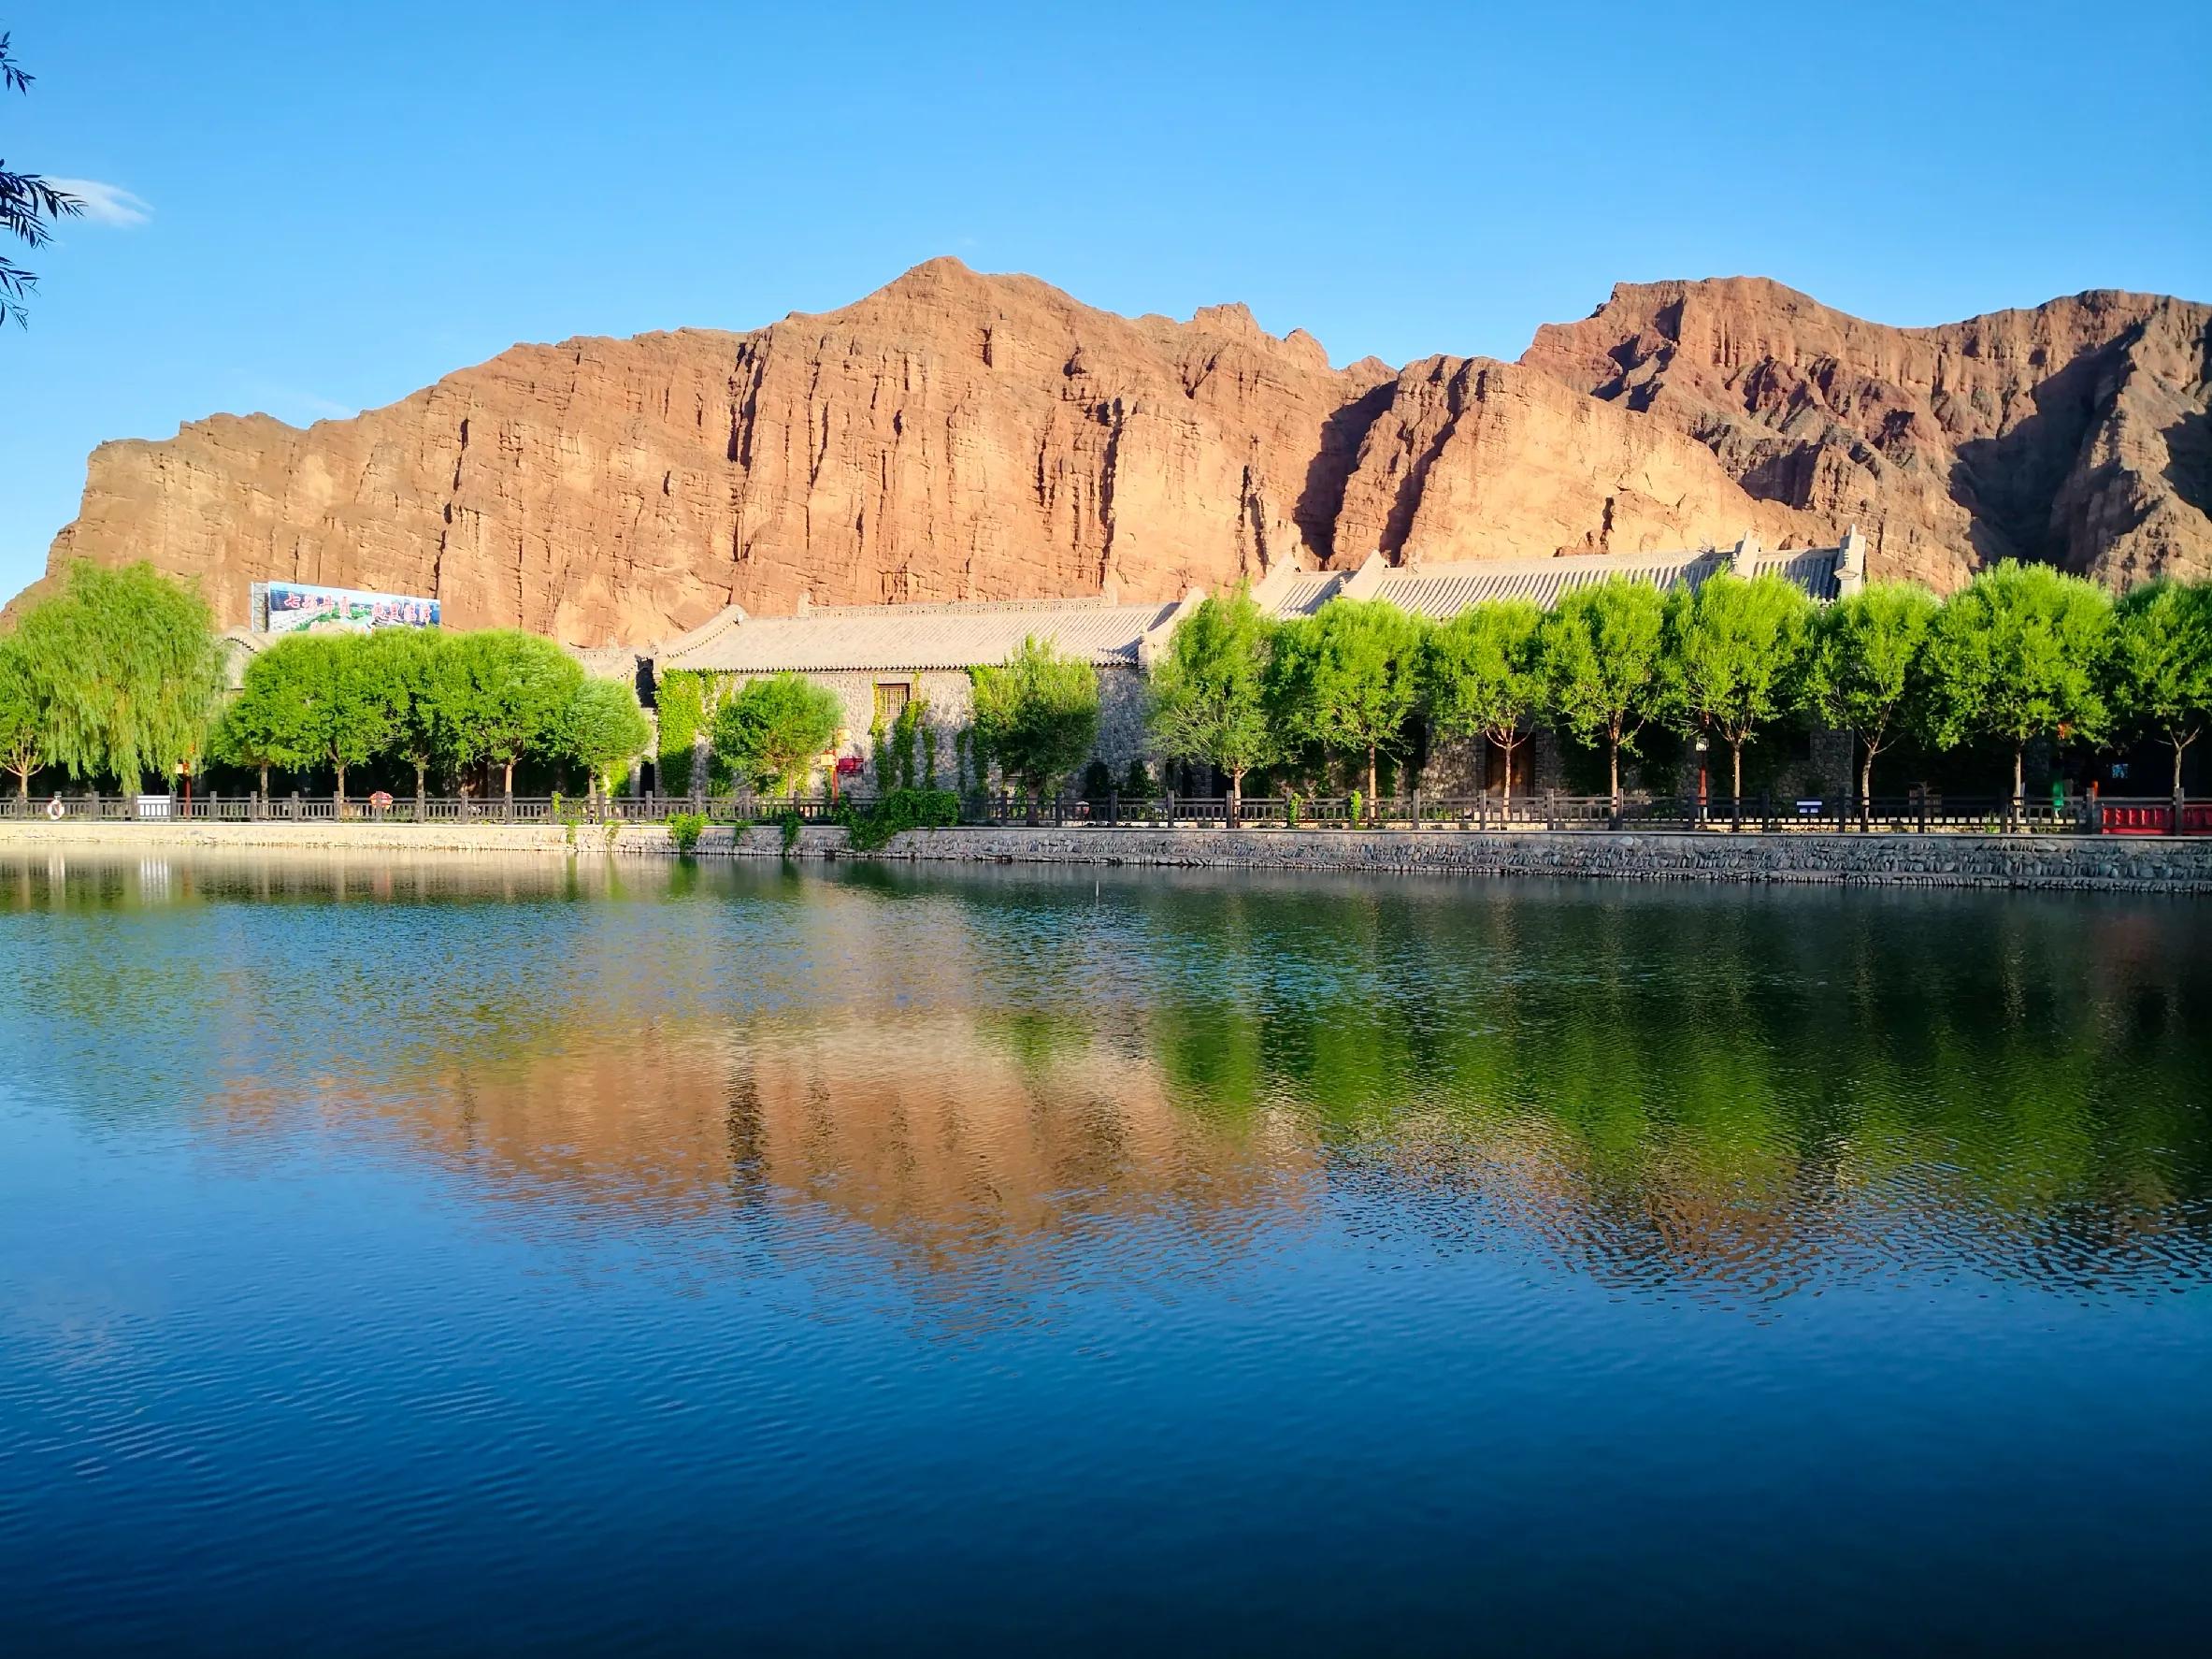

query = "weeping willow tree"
[10,561,224,790]
[0,633,46,799]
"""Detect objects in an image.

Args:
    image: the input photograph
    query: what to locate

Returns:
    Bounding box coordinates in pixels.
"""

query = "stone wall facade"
[683,663,1152,797]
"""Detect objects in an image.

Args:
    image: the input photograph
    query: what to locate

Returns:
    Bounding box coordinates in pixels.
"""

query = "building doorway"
[1483,736,1534,800]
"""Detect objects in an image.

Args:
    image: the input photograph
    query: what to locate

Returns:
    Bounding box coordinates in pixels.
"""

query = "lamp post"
[1694,733,1710,827]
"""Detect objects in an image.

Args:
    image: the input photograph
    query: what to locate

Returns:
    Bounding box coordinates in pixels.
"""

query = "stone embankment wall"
[0,820,588,856]
[840,827,2212,891]
[6,819,2209,891]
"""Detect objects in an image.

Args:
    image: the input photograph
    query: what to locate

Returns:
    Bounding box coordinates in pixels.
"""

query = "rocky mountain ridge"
[1522,278,2211,591]
[30,260,2210,644]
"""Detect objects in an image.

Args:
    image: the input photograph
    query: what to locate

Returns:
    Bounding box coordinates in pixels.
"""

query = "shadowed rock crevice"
[1294,379,1395,562]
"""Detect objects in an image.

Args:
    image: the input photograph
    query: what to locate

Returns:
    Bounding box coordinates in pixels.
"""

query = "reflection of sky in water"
[2,852,2209,1652]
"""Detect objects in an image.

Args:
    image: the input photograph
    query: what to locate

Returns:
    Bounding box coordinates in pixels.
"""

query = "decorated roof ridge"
[651,600,751,659]
[802,592,1172,618]
[1390,540,1846,580]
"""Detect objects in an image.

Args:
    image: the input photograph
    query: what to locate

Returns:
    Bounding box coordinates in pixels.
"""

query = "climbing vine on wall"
[656,670,704,795]
[891,698,929,791]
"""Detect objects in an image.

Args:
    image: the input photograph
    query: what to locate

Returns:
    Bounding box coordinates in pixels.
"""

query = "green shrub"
[779,806,802,854]
[667,810,707,855]
[714,673,841,796]
[970,637,1099,804]
[838,786,961,852]
[1121,758,1154,797]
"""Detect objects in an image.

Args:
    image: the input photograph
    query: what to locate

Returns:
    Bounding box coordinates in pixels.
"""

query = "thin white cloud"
[47,179,151,228]
[237,377,358,425]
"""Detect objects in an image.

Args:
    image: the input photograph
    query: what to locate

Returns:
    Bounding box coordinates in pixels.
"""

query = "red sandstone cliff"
[1518,279,2212,589]
[30,262,2211,642]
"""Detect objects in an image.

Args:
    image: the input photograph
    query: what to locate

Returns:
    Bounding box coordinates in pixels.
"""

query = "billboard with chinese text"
[252,582,440,635]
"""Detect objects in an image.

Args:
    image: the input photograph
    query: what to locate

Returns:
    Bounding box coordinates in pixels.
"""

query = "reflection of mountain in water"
[7,850,2210,1306]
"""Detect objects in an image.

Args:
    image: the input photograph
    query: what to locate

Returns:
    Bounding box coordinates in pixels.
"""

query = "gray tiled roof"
[1264,570,1347,618]
[654,602,749,664]
[643,541,1852,679]
[1274,545,1845,620]
[657,596,1181,674]
[565,642,646,684]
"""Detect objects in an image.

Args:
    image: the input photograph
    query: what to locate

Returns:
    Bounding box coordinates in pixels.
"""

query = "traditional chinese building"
[634,531,1864,799]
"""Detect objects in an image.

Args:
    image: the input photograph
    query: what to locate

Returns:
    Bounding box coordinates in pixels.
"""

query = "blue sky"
[4,0,2206,599]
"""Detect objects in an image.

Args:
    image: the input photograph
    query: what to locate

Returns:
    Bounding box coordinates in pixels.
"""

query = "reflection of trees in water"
[1125,880,2212,1297]
[9,852,2211,1303]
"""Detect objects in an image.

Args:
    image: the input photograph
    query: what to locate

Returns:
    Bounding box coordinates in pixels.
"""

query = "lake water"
[1,851,2208,1654]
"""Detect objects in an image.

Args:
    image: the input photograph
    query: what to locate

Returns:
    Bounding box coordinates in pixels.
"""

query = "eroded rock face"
[41,260,1397,642]
[32,263,2212,642]
[1330,354,1827,564]
[1519,278,2212,588]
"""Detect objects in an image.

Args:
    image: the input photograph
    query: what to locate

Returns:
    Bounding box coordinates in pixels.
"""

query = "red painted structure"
[2101,801,2212,835]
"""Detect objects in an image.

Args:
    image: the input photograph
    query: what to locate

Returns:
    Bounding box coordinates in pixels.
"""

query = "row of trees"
[1148,562,2212,812]
[215,628,650,803]
[0,562,652,802]
[10,557,2207,815]
[687,561,2210,815]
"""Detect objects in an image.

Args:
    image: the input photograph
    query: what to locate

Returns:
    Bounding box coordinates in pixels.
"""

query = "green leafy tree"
[9,560,223,789]
[1147,584,1279,815]
[1268,599,1424,809]
[1423,598,1544,815]
[2106,578,2212,799]
[970,637,1101,807]
[1,31,82,330]
[449,629,586,799]
[0,634,45,800]
[303,634,399,804]
[559,676,654,802]
[711,671,842,796]
[1659,571,1815,801]
[1539,577,1667,801]
[1801,580,1942,803]
[211,635,320,797]
[1918,561,2113,800]
[363,627,463,802]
